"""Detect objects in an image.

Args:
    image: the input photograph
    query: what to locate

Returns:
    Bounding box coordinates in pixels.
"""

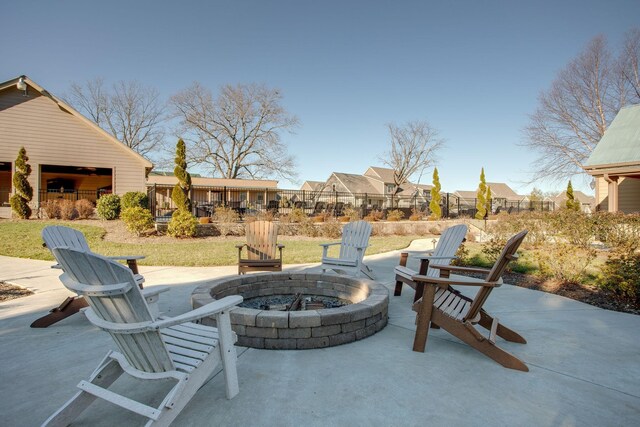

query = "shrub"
[213,206,240,236]
[59,199,78,220]
[364,210,384,222]
[319,218,342,238]
[409,208,423,221]
[298,217,319,237]
[343,206,360,221]
[213,206,240,223]
[288,207,307,223]
[121,192,149,210]
[42,200,61,219]
[75,199,94,219]
[534,243,596,284]
[10,147,33,219]
[481,237,506,264]
[167,209,198,238]
[96,194,121,220]
[386,209,405,221]
[451,242,470,266]
[121,207,155,236]
[597,249,640,304]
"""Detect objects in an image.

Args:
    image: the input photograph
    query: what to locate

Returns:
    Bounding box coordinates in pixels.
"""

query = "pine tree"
[429,167,442,219]
[475,168,487,219]
[171,139,192,212]
[566,180,580,211]
[10,147,33,219]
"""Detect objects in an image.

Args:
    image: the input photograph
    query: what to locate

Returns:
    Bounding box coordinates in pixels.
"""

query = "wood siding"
[618,177,640,213]
[0,88,149,203]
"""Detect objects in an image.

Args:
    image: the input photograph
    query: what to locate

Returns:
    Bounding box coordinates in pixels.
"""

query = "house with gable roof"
[0,75,153,217]
[583,104,640,213]
[307,166,432,210]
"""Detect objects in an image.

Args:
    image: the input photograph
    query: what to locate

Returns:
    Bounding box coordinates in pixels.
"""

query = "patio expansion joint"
[526,362,640,400]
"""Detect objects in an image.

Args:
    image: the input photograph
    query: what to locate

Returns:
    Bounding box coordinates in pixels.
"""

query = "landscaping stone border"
[191,272,388,349]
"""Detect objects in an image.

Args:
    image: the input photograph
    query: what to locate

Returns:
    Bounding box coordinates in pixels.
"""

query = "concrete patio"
[1,244,639,426]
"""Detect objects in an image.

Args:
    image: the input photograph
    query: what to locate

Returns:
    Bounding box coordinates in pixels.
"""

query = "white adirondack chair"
[320,220,373,278]
[33,225,167,328]
[42,225,146,284]
[394,224,467,302]
[42,247,242,427]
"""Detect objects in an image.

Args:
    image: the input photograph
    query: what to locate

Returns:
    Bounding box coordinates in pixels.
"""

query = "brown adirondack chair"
[236,220,284,274]
[411,230,529,371]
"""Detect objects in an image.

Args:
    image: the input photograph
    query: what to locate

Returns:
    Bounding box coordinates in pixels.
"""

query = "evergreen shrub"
[96,194,121,220]
[121,192,149,210]
[167,209,198,238]
[121,207,155,236]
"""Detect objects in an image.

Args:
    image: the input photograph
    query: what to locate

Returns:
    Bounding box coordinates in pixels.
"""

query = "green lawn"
[0,220,420,267]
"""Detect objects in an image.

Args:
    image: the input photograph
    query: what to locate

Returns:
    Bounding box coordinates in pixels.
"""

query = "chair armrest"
[153,295,243,329]
[141,286,170,299]
[412,274,501,287]
[107,255,145,261]
[415,255,457,261]
[319,242,341,248]
[402,249,435,257]
[430,264,492,275]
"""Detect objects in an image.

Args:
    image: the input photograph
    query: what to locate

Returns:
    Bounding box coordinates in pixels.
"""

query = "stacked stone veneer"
[191,272,388,350]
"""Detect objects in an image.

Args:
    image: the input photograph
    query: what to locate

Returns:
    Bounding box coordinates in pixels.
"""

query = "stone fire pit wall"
[191,272,389,350]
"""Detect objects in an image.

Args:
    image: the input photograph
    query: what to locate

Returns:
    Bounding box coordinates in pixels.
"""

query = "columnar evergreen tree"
[566,180,580,211]
[475,168,487,219]
[10,147,33,219]
[485,185,492,216]
[171,138,192,212]
[429,167,442,219]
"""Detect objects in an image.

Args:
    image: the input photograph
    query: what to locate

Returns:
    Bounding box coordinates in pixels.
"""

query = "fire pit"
[191,272,388,350]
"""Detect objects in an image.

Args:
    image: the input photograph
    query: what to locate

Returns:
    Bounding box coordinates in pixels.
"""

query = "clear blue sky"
[2,0,639,195]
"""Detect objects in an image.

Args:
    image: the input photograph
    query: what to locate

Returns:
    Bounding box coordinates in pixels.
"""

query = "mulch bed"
[0,282,34,302]
[462,271,640,316]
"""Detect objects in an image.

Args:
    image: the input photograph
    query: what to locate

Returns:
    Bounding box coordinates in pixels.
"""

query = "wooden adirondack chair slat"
[410,230,529,372]
[320,220,373,278]
[43,247,242,426]
[394,224,467,302]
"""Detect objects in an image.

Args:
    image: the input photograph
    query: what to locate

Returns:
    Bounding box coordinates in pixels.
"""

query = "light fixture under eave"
[16,77,28,96]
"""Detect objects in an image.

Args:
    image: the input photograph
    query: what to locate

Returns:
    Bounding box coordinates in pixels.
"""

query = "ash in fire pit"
[240,293,351,311]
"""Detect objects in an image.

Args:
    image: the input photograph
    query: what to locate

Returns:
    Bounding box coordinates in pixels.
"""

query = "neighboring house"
[300,180,325,192]
[147,172,279,213]
[552,190,596,213]
[0,75,152,218]
[453,182,531,214]
[583,104,640,213]
[312,166,433,209]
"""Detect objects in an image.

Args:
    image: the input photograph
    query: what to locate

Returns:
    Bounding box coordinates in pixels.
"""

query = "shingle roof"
[333,173,380,194]
[365,167,396,183]
[585,104,640,167]
[486,182,521,199]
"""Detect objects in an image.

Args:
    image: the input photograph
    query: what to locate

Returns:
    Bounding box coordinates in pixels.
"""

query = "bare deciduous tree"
[523,30,639,182]
[379,120,444,194]
[619,29,640,104]
[66,79,166,158]
[170,82,299,181]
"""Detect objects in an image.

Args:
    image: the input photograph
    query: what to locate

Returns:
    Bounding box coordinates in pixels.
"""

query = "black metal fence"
[146,184,556,221]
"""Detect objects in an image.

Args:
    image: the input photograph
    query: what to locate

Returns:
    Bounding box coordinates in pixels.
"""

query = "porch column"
[604,174,619,213]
